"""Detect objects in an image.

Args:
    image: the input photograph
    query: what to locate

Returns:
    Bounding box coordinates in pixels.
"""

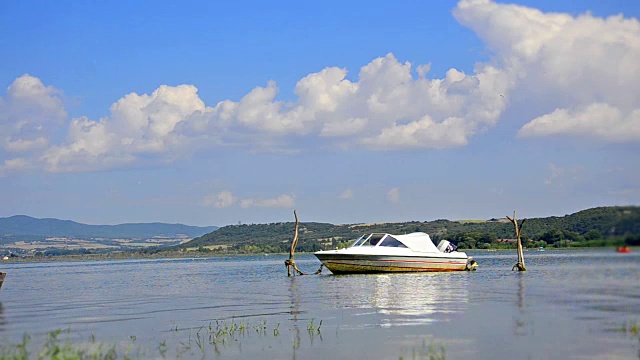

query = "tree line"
[178,206,640,254]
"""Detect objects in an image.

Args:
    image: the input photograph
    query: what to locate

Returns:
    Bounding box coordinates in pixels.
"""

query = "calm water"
[1,249,639,359]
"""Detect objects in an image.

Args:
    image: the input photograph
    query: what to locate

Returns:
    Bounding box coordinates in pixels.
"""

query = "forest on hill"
[177,206,640,254]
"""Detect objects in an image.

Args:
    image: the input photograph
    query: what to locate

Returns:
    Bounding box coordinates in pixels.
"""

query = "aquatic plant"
[306,318,322,335]
[0,330,121,360]
[157,341,168,357]
[619,320,639,336]
[399,340,446,360]
[0,319,327,359]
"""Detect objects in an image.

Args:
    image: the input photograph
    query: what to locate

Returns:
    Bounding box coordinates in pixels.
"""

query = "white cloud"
[201,191,295,209]
[361,115,473,149]
[202,191,236,208]
[240,194,295,208]
[1,74,67,125]
[387,188,400,204]
[454,0,640,142]
[179,52,510,150]
[0,74,65,155]
[339,188,354,200]
[2,1,639,175]
[0,158,28,177]
[4,137,48,152]
[519,104,640,141]
[42,84,208,172]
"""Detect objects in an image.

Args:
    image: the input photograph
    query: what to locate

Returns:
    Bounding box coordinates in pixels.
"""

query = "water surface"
[1,249,639,359]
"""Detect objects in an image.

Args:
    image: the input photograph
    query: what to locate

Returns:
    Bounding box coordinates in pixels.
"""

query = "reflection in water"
[514,274,527,336]
[324,273,469,327]
[289,278,302,360]
[0,302,4,330]
[517,274,525,310]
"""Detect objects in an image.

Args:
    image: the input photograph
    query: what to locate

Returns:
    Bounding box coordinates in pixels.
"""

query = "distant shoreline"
[0,250,296,264]
[1,246,635,265]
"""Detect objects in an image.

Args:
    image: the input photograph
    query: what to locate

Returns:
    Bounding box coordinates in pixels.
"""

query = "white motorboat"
[314,232,476,274]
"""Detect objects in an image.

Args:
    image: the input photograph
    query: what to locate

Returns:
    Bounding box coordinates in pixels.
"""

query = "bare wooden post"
[285,210,305,276]
[284,211,323,276]
[506,211,526,271]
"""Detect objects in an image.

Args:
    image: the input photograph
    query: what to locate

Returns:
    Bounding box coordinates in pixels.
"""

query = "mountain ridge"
[0,215,218,239]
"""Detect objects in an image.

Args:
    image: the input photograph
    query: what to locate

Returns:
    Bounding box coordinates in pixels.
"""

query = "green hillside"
[179,206,640,253]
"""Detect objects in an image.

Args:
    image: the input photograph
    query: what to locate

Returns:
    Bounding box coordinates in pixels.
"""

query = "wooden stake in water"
[284,210,323,276]
[285,210,305,276]
[506,211,527,271]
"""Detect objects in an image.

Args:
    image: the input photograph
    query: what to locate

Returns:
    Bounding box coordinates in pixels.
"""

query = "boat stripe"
[325,261,463,272]
[320,258,466,265]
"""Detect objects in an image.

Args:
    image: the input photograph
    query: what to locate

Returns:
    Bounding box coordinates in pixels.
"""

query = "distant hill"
[0,215,218,239]
[180,206,640,253]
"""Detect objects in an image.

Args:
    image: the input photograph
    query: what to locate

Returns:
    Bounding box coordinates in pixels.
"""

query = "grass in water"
[399,340,446,360]
[0,329,119,360]
[619,320,639,336]
[0,319,325,359]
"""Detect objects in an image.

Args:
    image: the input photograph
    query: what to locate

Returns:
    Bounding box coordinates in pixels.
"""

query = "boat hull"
[315,253,469,274]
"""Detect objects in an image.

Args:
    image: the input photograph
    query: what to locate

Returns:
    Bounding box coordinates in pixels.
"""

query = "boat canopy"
[394,232,440,253]
[351,232,440,253]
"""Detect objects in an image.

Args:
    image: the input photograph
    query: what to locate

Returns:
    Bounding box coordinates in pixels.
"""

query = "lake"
[1,249,639,359]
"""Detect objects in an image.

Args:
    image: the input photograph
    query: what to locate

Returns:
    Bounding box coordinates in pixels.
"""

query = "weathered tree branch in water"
[285,210,323,276]
[507,211,527,271]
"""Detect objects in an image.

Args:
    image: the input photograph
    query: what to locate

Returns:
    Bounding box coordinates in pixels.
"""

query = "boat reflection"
[325,273,469,327]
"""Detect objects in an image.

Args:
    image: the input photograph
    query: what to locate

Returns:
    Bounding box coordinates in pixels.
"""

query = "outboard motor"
[466,258,478,271]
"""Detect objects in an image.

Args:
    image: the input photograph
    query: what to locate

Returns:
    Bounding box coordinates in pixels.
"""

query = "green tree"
[540,229,564,244]
[584,229,602,240]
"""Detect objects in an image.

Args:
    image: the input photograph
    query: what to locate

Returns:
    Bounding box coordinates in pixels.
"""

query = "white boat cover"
[394,232,440,253]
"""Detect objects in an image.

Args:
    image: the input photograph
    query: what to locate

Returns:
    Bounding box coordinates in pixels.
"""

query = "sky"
[1,0,639,227]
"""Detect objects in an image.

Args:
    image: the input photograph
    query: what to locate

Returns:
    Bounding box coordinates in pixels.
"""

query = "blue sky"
[1,0,639,226]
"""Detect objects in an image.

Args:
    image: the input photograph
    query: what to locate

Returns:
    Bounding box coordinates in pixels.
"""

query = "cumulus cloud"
[177,52,511,150]
[454,0,640,142]
[387,188,400,204]
[202,191,236,208]
[0,74,66,173]
[239,194,295,209]
[42,84,207,172]
[2,1,639,175]
[519,104,640,141]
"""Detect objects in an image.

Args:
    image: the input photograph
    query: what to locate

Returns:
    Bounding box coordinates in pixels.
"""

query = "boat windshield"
[377,235,407,248]
[358,234,385,247]
[350,234,370,247]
